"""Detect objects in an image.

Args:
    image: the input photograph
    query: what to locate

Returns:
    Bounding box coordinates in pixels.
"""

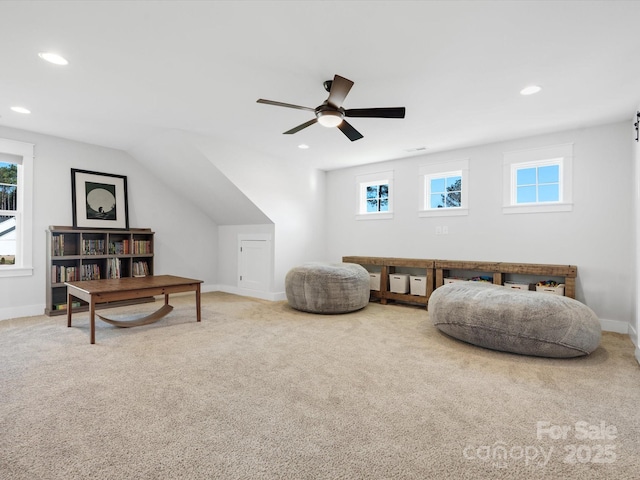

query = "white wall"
[326,121,633,332]
[217,223,275,298]
[0,126,218,320]
[187,133,327,295]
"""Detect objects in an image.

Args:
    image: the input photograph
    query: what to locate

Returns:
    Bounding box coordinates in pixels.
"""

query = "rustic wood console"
[433,260,577,298]
[343,256,435,307]
[342,256,577,309]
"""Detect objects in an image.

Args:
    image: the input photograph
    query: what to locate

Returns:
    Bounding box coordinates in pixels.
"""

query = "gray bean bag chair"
[285,262,370,314]
[428,282,601,358]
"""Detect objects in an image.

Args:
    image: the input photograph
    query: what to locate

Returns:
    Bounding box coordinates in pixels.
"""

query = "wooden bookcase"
[45,226,155,316]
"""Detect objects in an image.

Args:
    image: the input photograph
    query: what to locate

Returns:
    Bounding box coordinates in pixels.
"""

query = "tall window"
[419,159,469,217]
[0,162,18,265]
[503,143,572,214]
[0,138,34,277]
[356,171,393,220]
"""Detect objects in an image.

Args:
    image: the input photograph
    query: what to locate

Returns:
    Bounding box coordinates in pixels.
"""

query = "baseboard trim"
[0,303,46,321]
[600,318,629,334]
[627,322,639,366]
[215,284,286,302]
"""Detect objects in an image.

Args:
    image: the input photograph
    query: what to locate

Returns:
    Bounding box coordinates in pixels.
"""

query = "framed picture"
[71,169,129,229]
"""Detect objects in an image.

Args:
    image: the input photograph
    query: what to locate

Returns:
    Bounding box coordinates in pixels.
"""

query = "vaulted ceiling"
[1,1,639,171]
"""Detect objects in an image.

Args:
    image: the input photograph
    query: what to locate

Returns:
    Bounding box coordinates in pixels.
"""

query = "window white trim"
[0,138,34,277]
[503,143,573,214]
[356,170,394,220]
[419,159,469,217]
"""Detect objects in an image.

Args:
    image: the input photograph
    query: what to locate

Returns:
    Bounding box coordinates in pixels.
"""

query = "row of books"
[108,257,122,279]
[52,236,152,256]
[82,239,105,255]
[82,264,102,280]
[51,235,66,256]
[133,240,152,255]
[51,265,81,283]
[52,261,152,283]
[51,265,101,282]
[109,240,130,255]
[53,301,82,311]
[132,261,150,276]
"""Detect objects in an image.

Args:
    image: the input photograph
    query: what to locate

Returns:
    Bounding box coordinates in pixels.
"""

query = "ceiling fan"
[257,74,405,141]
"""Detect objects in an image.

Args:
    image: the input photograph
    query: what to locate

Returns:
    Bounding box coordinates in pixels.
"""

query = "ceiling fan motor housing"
[316,103,345,127]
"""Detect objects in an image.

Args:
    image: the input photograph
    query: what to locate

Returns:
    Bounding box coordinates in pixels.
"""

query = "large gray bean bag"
[285,262,370,314]
[428,282,601,358]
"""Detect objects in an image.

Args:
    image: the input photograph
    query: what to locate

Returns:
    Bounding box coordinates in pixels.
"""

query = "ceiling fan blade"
[257,99,315,112]
[345,107,406,118]
[283,118,318,135]
[337,120,363,141]
[326,75,354,108]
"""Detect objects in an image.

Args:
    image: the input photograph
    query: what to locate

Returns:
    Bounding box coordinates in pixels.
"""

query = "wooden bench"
[342,256,578,309]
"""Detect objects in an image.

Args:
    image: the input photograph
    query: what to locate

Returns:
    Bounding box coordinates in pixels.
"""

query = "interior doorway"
[238,234,272,292]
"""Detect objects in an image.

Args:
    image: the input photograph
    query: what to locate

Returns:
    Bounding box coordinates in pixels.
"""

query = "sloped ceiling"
[1,1,639,173]
[129,130,272,225]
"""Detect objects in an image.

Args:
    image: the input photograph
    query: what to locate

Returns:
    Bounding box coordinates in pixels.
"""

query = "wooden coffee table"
[65,275,203,344]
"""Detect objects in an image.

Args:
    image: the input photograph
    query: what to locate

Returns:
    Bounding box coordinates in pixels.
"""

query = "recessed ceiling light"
[11,106,31,114]
[298,144,310,149]
[520,85,542,96]
[38,52,69,65]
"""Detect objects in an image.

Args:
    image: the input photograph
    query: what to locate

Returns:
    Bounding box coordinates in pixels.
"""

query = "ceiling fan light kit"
[316,107,343,128]
[257,74,406,141]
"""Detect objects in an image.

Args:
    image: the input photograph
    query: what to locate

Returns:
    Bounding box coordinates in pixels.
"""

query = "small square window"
[356,171,393,219]
[426,173,462,209]
[419,160,469,217]
[503,143,572,214]
[514,163,560,204]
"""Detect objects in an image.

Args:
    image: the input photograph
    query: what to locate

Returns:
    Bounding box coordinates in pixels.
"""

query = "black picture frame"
[71,168,129,229]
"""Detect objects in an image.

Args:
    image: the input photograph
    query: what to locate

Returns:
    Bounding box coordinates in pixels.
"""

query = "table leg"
[67,291,73,327]
[196,283,201,322]
[165,293,170,305]
[90,299,96,345]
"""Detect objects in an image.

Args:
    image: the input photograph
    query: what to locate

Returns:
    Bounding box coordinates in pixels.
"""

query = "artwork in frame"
[71,169,129,229]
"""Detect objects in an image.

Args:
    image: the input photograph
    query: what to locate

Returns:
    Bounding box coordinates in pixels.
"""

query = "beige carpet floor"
[1,292,639,479]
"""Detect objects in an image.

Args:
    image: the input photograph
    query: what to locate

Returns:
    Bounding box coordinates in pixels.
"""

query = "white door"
[238,239,270,291]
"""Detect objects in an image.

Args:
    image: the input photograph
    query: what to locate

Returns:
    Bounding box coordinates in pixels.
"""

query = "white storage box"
[536,284,565,296]
[369,273,381,291]
[389,273,410,293]
[444,277,467,284]
[410,275,427,296]
[504,281,531,291]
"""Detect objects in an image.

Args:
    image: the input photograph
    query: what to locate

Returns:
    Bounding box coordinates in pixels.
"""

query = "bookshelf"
[45,226,155,316]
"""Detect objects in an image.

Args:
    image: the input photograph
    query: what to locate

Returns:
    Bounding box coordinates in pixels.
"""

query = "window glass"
[516,167,536,186]
[515,164,560,204]
[428,174,461,209]
[0,162,18,265]
[539,184,559,202]
[538,165,559,184]
[366,184,389,212]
